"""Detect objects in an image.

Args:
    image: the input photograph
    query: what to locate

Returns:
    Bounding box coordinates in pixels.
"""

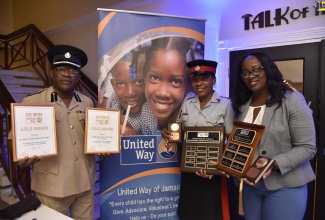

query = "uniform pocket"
[77,112,86,129]
[33,158,59,175]
[206,115,224,126]
[182,114,189,122]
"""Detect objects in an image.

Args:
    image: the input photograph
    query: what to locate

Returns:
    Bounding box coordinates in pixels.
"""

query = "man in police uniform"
[161,59,235,220]
[12,45,104,219]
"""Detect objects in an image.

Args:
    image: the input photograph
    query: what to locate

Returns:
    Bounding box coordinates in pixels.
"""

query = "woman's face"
[111,61,145,114]
[191,74,215,99]
[145,49,187,120]
[241,55,268,94]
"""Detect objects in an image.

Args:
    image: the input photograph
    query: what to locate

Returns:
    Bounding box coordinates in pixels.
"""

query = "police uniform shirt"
[180,91,234,135]
[22,86,96,197]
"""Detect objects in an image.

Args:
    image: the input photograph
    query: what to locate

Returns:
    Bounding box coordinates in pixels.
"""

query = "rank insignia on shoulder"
[74,93,81,102]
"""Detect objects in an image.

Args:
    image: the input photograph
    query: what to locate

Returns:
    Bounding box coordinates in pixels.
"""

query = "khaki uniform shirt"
[22,86,96,197]
[180,91,234,135]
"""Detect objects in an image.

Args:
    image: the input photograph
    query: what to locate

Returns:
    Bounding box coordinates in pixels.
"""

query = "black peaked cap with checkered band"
[47,45,88,68]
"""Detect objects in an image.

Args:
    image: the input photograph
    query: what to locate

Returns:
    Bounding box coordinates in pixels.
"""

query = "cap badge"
[65,52,71,59]
[195,65,200,71]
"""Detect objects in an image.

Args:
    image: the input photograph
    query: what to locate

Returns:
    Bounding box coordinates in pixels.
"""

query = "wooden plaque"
[216,121,265,178]
[181,126,225,175]
[244,156,275,184]
[168,122,182,143]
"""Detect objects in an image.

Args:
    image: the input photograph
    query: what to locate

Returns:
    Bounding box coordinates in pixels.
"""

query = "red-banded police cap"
[187,59,218,77]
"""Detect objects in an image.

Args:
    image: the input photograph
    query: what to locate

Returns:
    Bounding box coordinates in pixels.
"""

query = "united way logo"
[158,139,177,159]
[314,1,325,11]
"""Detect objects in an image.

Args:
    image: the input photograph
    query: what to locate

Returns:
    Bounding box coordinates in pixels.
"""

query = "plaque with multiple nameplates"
[216,121,265,178]
[181,126,225,175]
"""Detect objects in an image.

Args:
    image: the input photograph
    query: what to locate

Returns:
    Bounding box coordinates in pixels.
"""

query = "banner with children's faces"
[98,9,205,219]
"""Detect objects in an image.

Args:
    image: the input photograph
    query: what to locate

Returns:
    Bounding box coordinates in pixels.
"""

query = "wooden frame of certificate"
[84,107,120,154]
[181,126,225,175]
[10,103,57,162]
[216,121,265,178]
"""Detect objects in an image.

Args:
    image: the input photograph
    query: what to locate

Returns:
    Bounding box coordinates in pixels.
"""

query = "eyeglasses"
[54,67,79,77]
[240,67,264,79]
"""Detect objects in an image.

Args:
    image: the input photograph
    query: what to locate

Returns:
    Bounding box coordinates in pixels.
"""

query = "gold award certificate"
[11,104,57,162]
[84,108,120,154]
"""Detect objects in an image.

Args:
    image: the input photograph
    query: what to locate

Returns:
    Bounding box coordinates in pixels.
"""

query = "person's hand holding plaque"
[16,155,42,167]
[161,128,172,142]
[209,160,230,178]
[195,169,213,180]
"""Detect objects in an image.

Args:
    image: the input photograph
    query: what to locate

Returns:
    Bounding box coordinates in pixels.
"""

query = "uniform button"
[44,171,47,175]
[261,150,266,155]
[72,141,76,145]
[75,157,78,161]
[70,125,74,129]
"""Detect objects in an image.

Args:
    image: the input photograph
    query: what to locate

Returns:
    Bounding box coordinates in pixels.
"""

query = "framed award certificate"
[84,108,120,154]
[216,121,265,178]
[10,103,57,162]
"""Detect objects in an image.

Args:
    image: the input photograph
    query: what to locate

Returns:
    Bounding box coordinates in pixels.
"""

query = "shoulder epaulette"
[220,96,231,100]
[25,88,47,97]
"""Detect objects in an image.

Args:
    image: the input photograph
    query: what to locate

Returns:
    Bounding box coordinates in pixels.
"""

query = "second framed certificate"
[84,108,120,154]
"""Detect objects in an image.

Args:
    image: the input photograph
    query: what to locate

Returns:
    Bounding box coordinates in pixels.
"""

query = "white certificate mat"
[17,204,73,220]
[84,107,120,154]
[10,104,57,162]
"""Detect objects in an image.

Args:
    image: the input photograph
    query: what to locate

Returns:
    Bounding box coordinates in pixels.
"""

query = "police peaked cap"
[47,45,88,68]
[187,59,218,77]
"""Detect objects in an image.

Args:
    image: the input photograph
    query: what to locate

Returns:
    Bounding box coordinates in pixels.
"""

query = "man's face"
[50,65,81,95]
[111,61,145,114]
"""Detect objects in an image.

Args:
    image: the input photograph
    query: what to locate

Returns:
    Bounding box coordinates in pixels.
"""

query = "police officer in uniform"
[10,45,108,219]
[162,59,235,220]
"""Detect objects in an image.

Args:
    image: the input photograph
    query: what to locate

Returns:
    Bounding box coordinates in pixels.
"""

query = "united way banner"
[98,9,205,219]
